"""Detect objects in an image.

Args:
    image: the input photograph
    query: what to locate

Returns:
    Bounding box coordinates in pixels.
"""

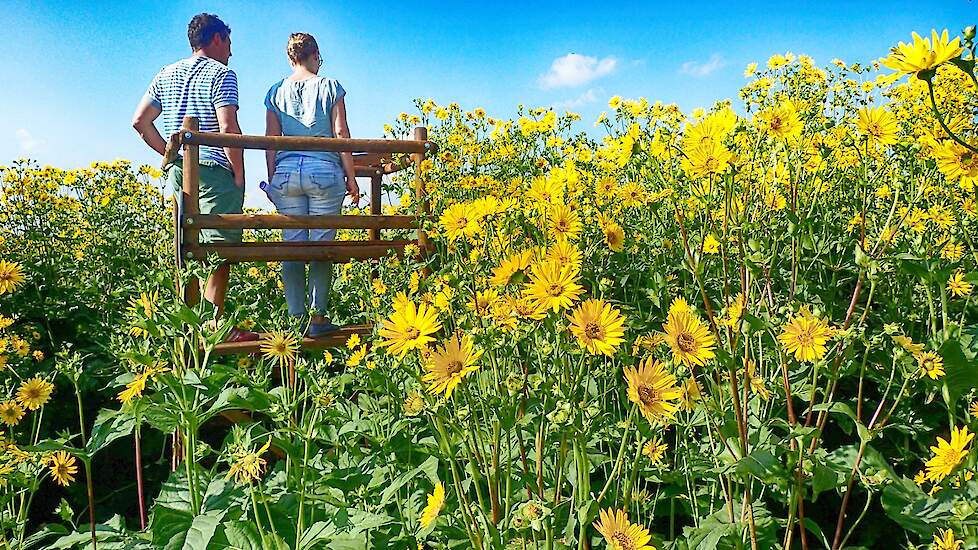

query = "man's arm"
[216,105,245,187]
[265,109,281,182]
[131,97,166,156]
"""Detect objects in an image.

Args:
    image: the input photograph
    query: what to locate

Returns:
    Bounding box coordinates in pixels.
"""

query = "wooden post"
[181,116,201,306]
[412,126,432,255]
[369,172,383,241]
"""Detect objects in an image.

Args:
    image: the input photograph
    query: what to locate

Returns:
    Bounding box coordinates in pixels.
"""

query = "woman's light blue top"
[265,76,346,165]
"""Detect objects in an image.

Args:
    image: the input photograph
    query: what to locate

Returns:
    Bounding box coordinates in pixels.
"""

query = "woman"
[264,32,359,336]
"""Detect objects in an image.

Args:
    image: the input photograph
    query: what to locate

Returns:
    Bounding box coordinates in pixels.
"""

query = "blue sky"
[1,1,973,208]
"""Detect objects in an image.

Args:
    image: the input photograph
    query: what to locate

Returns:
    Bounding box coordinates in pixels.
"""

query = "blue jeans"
[264,156,346,318]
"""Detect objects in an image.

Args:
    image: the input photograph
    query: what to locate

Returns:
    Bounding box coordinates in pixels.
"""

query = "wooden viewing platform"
[167,116,435,355]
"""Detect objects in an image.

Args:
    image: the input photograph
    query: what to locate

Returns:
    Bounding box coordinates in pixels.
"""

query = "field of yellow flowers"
[1,27,978,550]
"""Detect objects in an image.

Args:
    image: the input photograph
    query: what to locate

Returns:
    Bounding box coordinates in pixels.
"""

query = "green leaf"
[217,520,265,550]
[938,338,978,404]
[809,402,872,443]
[735,448,786,486]
[881,477,954,536]
[150,506,193,550]
[181,510,224,550]
[85,407,136,455]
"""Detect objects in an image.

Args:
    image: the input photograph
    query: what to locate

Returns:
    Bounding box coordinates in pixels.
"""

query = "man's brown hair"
[188,13,231,50]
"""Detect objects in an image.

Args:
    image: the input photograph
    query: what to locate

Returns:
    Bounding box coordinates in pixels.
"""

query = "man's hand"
[346,173,360,207]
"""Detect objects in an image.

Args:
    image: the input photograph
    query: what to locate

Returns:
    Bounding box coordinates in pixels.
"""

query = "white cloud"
[15,128,43,152]
[552,88,600,111]
[539,53,617,89]
[679,54,725,77]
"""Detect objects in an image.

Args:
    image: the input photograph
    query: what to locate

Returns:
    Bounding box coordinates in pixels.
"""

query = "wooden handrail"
[186,240,411,262]
[180,131,435,155]
[187,214,416,230]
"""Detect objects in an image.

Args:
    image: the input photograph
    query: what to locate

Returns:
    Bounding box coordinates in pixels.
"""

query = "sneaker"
[307,322,341,338]
[225,327,260,343]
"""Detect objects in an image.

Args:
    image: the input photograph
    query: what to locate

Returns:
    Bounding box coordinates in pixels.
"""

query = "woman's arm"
[265,109,282,181]
[331,96,360,206]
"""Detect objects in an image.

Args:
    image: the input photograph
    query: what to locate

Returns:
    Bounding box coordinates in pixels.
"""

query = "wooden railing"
[167,116,434,353]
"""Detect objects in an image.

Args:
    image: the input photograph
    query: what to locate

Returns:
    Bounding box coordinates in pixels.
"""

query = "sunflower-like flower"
[947,271,973,298]
[568,299,626,356]
[0,400,24,427]
[226,438,272,485]
[662,306,715,368]
[0,261,25,295]
[855,106,899,146]
[439,202,481,242]
[491,250,534,286]
[547,204,581,240]
[882,29,964,80]
[420,481,445,528]
[48,451,78,487]
[593,508,656,550]
[932,528,964,550]
[260,331,300,367]
[924,426,974,482]
[624,357,682,423]
[17,377,54,411]
[603,221,625,252]
[422,333,483,399]
[777,310,835,363]
[916,351,945,380]
[377,301,442,358]
[680,140,733,180]
[523,259,583,313]
[757,102,803,141]
[642,437,668,466]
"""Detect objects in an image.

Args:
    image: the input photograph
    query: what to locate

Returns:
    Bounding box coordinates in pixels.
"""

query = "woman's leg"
[303,163,346,319]
[266,171,310,318]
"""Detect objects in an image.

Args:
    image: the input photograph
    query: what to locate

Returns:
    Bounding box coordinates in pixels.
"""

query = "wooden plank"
[212,324,373,355]
[186,240,412,262]
[181,117,201,306]
[183,131,433,154]
[188,214,416,230]
[412,126,433,256]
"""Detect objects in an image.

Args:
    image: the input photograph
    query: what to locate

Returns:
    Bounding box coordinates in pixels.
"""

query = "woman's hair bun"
[287,33,319,64]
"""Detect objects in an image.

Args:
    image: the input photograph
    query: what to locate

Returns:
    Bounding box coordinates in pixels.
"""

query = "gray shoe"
[307,322,341,338]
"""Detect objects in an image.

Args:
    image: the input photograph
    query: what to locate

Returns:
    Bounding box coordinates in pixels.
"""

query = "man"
[132,12,256,342]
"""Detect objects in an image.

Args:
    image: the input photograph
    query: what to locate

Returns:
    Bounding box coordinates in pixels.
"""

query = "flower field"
[2,27,978,549]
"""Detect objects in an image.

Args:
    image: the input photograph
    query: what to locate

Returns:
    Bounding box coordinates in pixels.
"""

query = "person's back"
[148,55,238,170]
[265,75,345,167]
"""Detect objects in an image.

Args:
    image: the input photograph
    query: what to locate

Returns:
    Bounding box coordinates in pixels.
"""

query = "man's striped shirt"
[144,56,238,170]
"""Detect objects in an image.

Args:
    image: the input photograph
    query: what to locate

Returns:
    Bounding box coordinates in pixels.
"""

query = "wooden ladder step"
[212,323,373,355]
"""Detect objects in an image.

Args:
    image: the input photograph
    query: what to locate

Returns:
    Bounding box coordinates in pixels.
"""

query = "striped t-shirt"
[145,55,238,170]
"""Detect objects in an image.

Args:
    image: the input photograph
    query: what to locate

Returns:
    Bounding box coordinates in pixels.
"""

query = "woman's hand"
[346,173,360,207]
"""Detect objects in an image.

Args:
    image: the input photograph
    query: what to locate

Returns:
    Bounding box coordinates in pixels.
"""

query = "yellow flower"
[347,345,367,367]
[932,528,963,550]
[422,333,483,399]
[17,377,54,411]
[420,481,445,528]
[916,351,945,380]
[548,204,581,240]
[567,299,626,356]
[260,331,300,367]
[925,426,974,482]
[523,259,583,313]
[947,271,973,298]
[117,373,147,404]
[680,140,733,180]
[702,234,720,254]
[603,221,625,252]
[778,311,835,362]
[856,106,899,146]
[0,400,24,427]
[491,250,534,286]
[439,202,481,242]
[403,391,425,416]
[48,451,78,487]
[882,29,964,80]
[0,261,25,295]
[642,437,667,465]
[758,102,803,141]
[377,302,442,358]
[226,438,271,484]
[971,400,978,418]
[546,238,582,272]
[624,357,682,423]
[346,333,361,350]
[662,308,715,368]
[593,508,656,550]
[892,334,924,355]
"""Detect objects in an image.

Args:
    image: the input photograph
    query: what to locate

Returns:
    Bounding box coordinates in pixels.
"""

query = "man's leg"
[205,262,231,319]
